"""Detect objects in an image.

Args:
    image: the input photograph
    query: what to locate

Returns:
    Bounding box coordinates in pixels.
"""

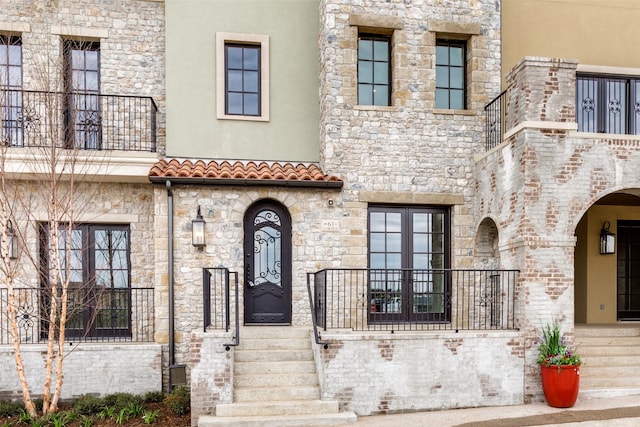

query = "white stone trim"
[51,25,109,39]
[503,120,577,140]
[0,22,31,33]
[216,32,270,122]
[577,64,640,77]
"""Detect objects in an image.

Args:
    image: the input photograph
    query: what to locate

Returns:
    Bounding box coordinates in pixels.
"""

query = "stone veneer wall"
[0,0,165,152]
[315,331,524,415]
[475,56,640,401]
[0,181,159,397]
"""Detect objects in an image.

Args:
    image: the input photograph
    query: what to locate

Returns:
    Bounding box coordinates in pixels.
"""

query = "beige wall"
[503,0,640,83]
[575,205,640,324]
[165,0,319,161]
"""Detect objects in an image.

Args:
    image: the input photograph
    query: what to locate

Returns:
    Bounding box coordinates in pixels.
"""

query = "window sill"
[433,108,477,116]
[353,105,399,112]
[217,113,269,122]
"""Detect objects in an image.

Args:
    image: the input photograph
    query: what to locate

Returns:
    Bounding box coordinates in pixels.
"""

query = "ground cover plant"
[0,389,190,427]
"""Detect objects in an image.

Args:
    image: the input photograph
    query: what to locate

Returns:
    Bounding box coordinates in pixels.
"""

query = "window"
[435,39,466,110]
[225,44,260,116]
[0,35,22,146]
[368,206,450,322]
[358,34,391,106]
[40,224,131,338]
[64,39,101,149]
[216,32,269,121]
[577,74,640,135]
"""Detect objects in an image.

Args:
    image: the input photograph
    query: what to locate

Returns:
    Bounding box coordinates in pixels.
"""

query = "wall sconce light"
[600,221,615,255]
[191,206,206,248]
[7,219,17,259]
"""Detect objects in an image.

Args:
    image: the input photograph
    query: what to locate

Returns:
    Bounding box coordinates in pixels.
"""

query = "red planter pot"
[540,364,581,408]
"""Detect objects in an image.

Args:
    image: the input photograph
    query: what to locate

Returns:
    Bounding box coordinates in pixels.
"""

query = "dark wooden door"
[618,220,640,320]
[244,201,292,324]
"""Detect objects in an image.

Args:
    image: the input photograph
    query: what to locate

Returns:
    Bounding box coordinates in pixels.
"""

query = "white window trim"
[216,32,269,122]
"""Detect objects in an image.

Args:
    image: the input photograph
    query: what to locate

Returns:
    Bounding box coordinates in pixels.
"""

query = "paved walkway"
[339,393,640,427]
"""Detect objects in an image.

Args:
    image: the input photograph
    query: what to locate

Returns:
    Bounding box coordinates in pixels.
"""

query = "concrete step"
[235,360,317,375]
[580,355,640,367]
[199,412,357,427]
[235,349,314,362]
[581,375,640,388]
[216,400,339,417]
[238,338,311,351]
[235,372,319,388]
[234,385,321,402]
[579,344,640,355]
[578,337,640,347]
[241,326,311,340]
[575,325,640,337]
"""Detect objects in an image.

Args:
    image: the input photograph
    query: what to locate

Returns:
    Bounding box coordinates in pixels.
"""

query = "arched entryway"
[574,190,640,323]
[243,199,292,324]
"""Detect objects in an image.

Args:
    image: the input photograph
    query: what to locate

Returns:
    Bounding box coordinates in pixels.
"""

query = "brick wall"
[0,344,162,401]
[315,331,524,415]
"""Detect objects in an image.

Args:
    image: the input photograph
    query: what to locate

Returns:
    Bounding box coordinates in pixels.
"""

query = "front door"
[244,200,292,324]
[617,220,640,320]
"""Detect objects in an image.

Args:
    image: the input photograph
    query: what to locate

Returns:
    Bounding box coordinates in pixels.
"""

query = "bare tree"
[0,39,112,417]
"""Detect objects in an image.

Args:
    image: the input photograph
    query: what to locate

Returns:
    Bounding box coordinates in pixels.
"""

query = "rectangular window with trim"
[0,34,22,146]
[216,32,269,121]
[358,33,391,106]
[435,39,466,110]
[368,206,450,323]
[63,39,101,149]
[577,73,640,135]
[225,43,260,116]
[40,224,132,339]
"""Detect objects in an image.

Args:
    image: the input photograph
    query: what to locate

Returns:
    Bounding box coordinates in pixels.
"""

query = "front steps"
[198,326,357,427]
[575,324,640,398]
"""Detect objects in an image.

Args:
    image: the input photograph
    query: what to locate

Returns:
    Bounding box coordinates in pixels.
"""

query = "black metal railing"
[485,89,507,151]
[308,268,518,336]
[0,287,154,344]
[203,267,239,350]
[0,89,157,152]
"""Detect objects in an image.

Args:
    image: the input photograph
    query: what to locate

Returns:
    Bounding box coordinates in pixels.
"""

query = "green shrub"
[0,400,23,418]
[142,390,165,404]
[102,393,142,412]
[163,386,190,416]
[72,395,106,416]
[142,409,160,424]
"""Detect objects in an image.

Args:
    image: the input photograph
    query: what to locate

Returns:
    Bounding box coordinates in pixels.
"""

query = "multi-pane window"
[577,74,640,135]
[368,206,450,322]
[0,35,22,146]
[225,44,260,116]
[435,39,466,110]
[358,34,391,106]
[64,40,101,149]
[41,224,131,338]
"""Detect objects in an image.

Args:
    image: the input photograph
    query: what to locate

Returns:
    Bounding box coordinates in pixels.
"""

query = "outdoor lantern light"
[191,205,206,248]
[600,221,615,255]
[7,219,17,259]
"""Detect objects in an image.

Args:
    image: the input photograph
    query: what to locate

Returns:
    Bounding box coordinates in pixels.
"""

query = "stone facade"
[0,0,164,400]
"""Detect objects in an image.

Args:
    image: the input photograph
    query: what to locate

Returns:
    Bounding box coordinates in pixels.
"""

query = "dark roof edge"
[149,176,344,189]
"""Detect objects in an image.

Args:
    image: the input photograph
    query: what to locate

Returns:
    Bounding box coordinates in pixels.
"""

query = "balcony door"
[243,200,292,324]
[368,206,450,322]
[64,40,101,149]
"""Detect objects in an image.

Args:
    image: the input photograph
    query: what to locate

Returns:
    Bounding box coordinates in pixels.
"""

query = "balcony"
[308,268,518,334]
[1,89,157,152]
[0,287,155,343]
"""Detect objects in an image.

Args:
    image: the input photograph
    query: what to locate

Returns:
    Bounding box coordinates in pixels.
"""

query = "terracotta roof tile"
[149,159,343,188]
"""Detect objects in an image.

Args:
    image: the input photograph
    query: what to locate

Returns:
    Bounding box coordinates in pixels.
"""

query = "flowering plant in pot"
[537,322,581,408]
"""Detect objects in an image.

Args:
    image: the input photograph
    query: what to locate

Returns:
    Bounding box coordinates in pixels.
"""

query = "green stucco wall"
[165,0,319,162]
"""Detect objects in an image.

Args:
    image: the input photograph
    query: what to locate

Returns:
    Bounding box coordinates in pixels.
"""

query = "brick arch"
[475,217,500,269]
[568,187,640,235]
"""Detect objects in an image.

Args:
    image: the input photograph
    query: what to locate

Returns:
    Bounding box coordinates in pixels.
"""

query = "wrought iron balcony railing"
[0,287,155,344]
[308,268,518,336]
[485,89,507,151]
[0,89,157,152]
